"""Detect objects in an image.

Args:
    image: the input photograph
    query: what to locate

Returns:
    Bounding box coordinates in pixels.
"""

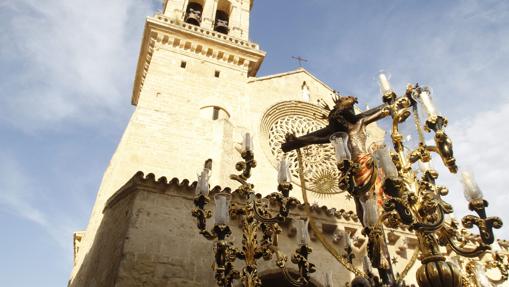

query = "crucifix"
[282,95,389,225]
[291,56,308,67]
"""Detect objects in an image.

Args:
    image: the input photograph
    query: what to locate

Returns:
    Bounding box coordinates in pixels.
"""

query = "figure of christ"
[281,95,390,226]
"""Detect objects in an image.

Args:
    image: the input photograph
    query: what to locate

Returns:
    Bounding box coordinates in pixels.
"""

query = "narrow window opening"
[180,61,187,68]
[212,107,220,120]
[214,0,231,34]
[185,2,203,26]
[214,10,230,34]
[215,70,220,78]
[200,106,230,121]
[301,81,310,102]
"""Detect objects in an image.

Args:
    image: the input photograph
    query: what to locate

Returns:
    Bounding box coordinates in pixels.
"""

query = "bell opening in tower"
[214,10,229,34]
[185,1,203,26]
[214,0,231,34]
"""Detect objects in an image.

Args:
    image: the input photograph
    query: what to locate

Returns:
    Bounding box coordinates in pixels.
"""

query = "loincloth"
[353,153,384,205]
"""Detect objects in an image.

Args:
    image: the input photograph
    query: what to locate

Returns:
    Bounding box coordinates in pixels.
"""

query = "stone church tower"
[68,1,423,286]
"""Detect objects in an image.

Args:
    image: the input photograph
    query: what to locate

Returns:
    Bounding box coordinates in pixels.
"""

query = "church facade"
[68,1,497,286]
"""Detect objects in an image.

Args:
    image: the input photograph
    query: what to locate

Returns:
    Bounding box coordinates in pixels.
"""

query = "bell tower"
[69,1,264,285]
[163,0,252,39]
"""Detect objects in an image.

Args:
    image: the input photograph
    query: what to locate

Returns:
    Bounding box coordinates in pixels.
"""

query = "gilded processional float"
[191,72,507,287]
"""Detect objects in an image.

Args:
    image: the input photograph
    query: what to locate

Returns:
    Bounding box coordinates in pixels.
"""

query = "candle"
[475,263,492,287]
[323,271,334,287]
[296,219,310,246]
[374,146,398,179]
[243,132,253,152]
[344,232,352,249]
[362,256,373,274]
[491,241,502,253]
[195,168,210,196]
[329,132,351,163]
[418,87,437,117]
[418,160,432,173]
[460,171,483,202]
[378,71,392,94]
[214,193,231,225]
[362,198,379,227]
[277,156,291,184]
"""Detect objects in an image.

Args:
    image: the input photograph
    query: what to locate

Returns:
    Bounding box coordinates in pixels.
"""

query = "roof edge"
[249,67,334,92]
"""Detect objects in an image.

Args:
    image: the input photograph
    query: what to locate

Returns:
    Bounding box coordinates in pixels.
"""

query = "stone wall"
[70,182,136,287]
[71,172,422,287]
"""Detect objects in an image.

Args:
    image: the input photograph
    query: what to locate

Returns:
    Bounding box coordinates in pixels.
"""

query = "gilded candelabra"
[329,73,504,287]
[192,71,506,287]
[191,134,317,287]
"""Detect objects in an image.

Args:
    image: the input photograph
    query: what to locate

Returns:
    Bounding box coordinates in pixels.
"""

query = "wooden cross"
[292,56,308,67]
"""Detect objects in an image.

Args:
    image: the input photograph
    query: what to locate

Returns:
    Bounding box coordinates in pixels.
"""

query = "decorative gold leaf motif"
[308,169,343,198]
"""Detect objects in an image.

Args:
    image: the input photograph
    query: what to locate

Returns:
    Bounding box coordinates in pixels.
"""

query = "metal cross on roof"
[292,56,308,67]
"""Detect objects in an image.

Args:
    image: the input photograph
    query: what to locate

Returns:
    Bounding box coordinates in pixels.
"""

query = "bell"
[214,10,229,34]
[185,2,203,26]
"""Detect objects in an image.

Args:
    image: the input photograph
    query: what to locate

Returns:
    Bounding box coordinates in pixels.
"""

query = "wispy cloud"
[305,0,509,116]
[436,100,509,238]
[0,0,161,248]
[0,0,158,132]
[0,152,76,247]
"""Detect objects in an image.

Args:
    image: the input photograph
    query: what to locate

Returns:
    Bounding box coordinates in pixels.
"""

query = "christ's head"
[335,95,358,111]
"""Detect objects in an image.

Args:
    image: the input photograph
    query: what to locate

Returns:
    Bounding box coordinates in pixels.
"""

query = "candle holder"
[192,72,506,287]
[191,134,316,287]
[342,233,355,264]
[278,73,505,287]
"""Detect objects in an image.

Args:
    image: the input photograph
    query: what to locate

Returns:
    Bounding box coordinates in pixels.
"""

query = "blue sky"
[1,0,508,286]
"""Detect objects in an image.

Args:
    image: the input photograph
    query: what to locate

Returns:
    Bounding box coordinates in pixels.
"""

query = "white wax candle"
[374,147,398,179]
[243,132,253,152]
[214,195,230,225]
[330,132,351,163]
[296,219,310,246]
[460,171,483,202]
[378,72,392,94]
[195,169,210,196]
[363,256,373,274]
[418,161,432,173]
[324,271,334,287]
[362,198,379,227]
[492,241,502,253]
[419,89,437,116]
[277,157,291,184]
[344,233,352,249]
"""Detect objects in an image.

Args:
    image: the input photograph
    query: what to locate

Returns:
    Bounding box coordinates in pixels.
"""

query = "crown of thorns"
[317,90,351,111]
[314,91,353,120]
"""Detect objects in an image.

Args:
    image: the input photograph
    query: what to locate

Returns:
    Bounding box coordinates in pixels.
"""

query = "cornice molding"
[103,171,424,249]
[104,171,509,252]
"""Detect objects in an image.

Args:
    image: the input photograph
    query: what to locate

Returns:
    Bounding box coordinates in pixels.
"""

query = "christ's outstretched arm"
[281,126,335,152]
[358,104,390,125]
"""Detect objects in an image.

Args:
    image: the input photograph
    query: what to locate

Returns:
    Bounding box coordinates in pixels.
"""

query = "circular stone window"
[260,101,343,197]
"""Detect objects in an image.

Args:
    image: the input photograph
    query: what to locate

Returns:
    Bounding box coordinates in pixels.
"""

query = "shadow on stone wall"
[259,269,324,287]
[69,190,136,287]
[69,171,360,286]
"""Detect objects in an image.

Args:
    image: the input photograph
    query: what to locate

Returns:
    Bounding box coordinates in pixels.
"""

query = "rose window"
[260,101,344,197]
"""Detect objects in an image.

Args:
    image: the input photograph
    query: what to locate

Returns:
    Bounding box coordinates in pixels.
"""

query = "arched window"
[301,81,311,102]
[200,106,230,121]
[214,0,231,34]
[185,1,204,26]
